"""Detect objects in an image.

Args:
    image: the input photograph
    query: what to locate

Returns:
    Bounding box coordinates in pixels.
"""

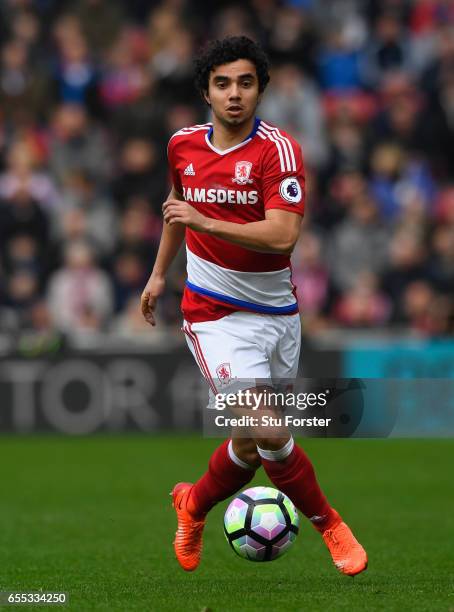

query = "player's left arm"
[209,207,302,254]
[162,204,301,254]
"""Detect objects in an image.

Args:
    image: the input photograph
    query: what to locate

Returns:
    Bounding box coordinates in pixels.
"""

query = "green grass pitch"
[1,436,453,611]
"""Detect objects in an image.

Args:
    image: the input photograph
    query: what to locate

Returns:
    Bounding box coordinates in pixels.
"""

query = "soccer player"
[141,36,367,576]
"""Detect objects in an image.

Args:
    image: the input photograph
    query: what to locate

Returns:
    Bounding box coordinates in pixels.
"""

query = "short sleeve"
[261,135,305,217]
[167,137,183,195]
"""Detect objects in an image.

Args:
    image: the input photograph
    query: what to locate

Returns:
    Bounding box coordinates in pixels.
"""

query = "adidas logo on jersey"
[184,163,195,176]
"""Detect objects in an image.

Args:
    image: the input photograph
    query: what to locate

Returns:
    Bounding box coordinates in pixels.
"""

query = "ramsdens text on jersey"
[182,186,259,205]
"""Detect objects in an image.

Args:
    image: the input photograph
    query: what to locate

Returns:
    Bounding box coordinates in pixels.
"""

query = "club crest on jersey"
[279,177,303,204]
[216,362,232,385]
[232,161,253,185]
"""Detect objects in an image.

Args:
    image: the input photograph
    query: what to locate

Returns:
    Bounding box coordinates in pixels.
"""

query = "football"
[224,486,300,561]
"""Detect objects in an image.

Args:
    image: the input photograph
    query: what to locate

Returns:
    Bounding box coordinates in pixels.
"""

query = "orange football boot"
[171,482,206,572]
[322,521,368,576]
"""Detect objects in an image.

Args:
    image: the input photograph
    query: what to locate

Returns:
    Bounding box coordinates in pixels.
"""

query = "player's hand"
[141,274,165,326]
[162,199,209,232]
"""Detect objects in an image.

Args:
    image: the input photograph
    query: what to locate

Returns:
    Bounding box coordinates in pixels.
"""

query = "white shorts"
[183,311,301,404]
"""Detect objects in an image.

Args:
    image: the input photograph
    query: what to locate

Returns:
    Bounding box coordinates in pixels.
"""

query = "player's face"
[205,59,261,128]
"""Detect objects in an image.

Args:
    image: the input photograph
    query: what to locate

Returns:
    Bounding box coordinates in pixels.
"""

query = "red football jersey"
[167,118,305,323]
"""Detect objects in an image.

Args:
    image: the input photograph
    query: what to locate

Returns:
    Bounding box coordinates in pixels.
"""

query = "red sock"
[259,441,340,532]
[188,439,256,518]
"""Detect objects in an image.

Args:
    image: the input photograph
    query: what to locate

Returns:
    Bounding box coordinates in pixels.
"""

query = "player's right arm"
[141,186,185,326]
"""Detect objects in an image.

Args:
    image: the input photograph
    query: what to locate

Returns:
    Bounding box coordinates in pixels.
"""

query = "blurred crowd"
[1,0,454,351]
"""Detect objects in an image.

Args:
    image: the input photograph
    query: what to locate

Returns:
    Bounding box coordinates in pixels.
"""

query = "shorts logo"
[279,177,302,204]
[216,362,232,385]
[232,161,253,185]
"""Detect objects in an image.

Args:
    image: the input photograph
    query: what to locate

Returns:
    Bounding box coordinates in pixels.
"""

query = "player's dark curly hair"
[194,36,270,102]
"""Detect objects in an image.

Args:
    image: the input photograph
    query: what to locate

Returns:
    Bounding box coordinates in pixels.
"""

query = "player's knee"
[231,438,261,469]
[254,436,291,452]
